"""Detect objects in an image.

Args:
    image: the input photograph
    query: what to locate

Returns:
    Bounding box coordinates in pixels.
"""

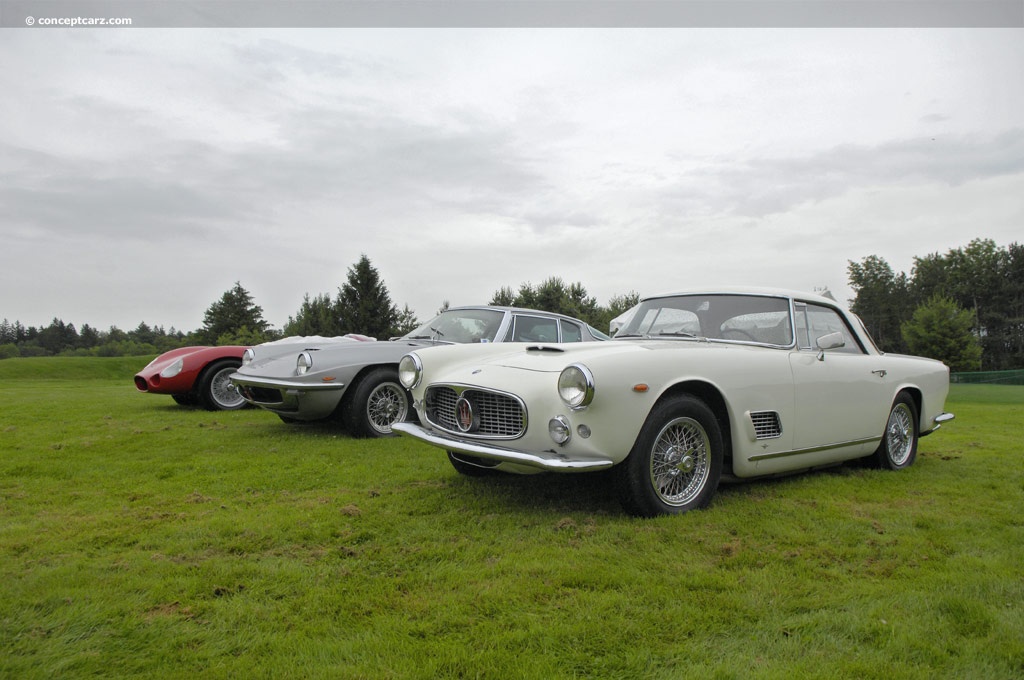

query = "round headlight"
[296,351,313,376]
[558,363,595,409]
[242,348,255,366]
[398,353,422,389]
[160,357,184,379]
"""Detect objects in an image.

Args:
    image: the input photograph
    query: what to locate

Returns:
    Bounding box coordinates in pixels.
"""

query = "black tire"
[615,394,724,517]
[196,359,246,411]
[172,393,197,407]
[872,392,918,470]
[342,367,411,438]
[447,451,501,476]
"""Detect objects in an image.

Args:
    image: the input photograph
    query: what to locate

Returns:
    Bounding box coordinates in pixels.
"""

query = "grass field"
[1,357,1022,678]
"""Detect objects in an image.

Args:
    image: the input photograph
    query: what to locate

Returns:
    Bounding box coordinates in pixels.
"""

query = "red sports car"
[134,346,248,410]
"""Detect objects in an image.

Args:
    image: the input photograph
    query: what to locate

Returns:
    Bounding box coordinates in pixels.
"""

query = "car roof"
[639,287,846,310]
[444,305,592,324]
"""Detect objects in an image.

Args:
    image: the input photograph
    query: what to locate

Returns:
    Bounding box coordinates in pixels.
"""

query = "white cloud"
[0,27,1021,332]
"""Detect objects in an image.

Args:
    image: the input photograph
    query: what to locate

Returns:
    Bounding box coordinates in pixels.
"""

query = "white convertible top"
[257,333,376,347]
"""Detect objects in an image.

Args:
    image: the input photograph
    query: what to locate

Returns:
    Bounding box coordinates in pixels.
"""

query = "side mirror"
[816,332,845,361]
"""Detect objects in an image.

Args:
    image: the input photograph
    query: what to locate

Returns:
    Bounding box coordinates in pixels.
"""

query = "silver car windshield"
[403,309,506,344]
[615,294,794,346]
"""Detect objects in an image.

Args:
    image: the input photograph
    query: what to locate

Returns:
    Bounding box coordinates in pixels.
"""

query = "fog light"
[577,424,592,439]
[548,416,571,445]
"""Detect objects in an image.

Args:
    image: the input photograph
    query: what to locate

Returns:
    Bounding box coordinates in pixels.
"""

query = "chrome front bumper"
[229,372,346,419]
[391,422,614,472]
[921,411,955,437]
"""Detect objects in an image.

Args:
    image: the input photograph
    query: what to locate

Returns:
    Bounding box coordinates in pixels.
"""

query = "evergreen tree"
[132,322,157,346]
[36,318,79,355]
[910,238,1019,370]
[284,293,341,337]
[78,324,100,349]
[489,287,516,307]
[394,304,419,337]
[335,255,401,339]
[848,255,911,353]
[199,282,271,345]
[488,278,603,328]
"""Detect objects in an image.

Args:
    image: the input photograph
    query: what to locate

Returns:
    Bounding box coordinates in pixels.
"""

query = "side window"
[560,321,583,343]
[511,316,559,342]
[798,303,864,354]
[720,310,792,345]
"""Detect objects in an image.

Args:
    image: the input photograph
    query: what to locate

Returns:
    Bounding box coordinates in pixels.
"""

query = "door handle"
[872,369,887,378]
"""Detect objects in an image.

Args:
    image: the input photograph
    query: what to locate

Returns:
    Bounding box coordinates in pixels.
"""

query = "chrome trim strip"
[392,422,614,471]
[228,373,346,391]
[749,436,881,461]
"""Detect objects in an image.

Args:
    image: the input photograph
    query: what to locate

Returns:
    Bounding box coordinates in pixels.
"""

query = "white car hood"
[447,339,728,374]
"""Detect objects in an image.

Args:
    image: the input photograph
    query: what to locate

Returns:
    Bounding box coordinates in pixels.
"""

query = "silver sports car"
[230,306,608,437]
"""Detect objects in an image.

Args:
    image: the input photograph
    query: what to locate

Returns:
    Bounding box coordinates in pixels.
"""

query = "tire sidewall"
[198,359,245,411]
[616,394,724,517]
[344,367,411,437]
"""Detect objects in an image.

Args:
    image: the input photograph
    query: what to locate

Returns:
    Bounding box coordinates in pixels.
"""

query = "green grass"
[1,358,1022,678]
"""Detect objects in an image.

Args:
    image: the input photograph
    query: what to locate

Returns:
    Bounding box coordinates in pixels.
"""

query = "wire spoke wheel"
[198,360,245,411]
[885,402,914,467]
[365,382,409,435]
[649,417,712,507]
[342,367,412,438]
[872,392,919,470]
[617,394,723,517]
[210,367,245,410]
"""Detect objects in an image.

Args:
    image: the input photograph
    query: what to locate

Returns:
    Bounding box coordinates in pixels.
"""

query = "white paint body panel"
[396,290,953,479]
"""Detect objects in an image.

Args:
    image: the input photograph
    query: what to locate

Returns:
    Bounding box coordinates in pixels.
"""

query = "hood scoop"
[525,345,565,353]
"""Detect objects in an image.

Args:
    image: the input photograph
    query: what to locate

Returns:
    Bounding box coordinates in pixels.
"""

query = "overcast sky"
[2,14,1022,333]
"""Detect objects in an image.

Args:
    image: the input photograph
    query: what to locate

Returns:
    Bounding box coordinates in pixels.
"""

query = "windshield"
[402,308,506,344]
[616,294,793,346]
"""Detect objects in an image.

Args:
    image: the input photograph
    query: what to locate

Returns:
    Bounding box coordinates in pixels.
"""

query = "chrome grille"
[238,385,284,405]
[750,411,783,440]
[425,385,526,439]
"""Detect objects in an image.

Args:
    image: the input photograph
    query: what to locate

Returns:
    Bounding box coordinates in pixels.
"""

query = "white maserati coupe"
[393,288,955,517]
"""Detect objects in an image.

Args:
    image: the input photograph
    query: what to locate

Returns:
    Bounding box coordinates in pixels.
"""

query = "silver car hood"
[237,338,441,379]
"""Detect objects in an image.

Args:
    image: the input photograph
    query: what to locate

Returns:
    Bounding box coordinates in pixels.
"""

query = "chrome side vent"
[749,411,783,440]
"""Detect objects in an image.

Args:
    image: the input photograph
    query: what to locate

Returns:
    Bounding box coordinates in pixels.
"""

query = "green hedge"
[951,369,1024,385]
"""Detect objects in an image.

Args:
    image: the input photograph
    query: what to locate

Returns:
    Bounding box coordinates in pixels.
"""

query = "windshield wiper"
[657,331,697,338]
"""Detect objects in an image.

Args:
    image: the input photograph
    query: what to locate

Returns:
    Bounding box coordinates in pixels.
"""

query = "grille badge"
[456,397,474,432]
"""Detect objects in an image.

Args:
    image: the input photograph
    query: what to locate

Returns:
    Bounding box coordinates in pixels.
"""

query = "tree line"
[4,243,1021,371]
[848,238,1023,371]
[0,254,637,360]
